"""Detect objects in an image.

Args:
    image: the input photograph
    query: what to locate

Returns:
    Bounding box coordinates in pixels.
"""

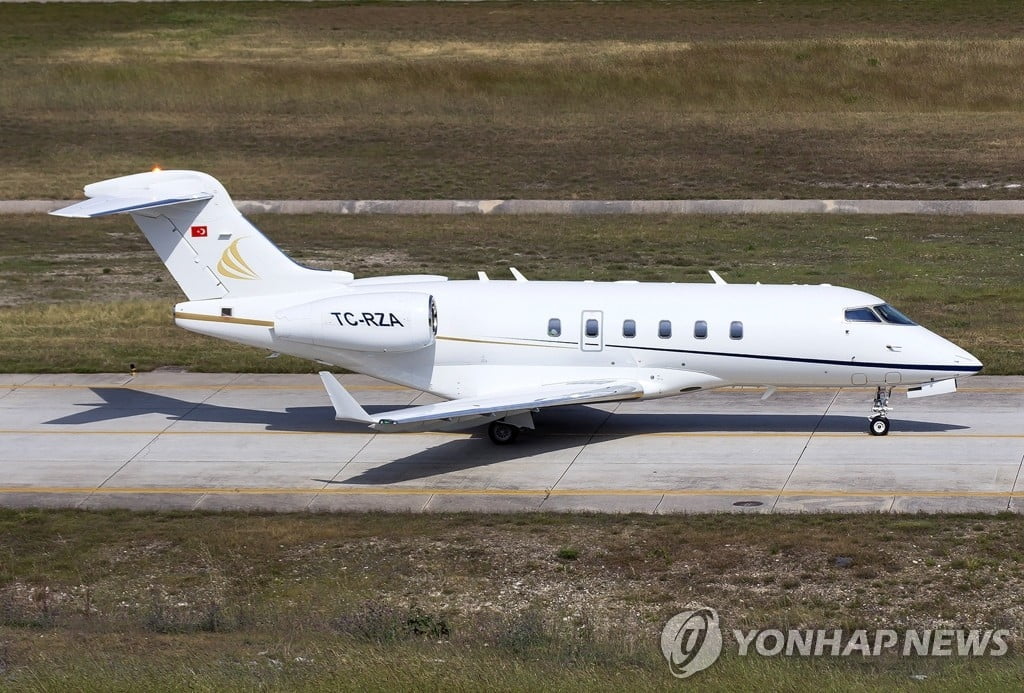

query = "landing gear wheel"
[488,421,520,445]
[868,386,894,436]
[869,416,890,436]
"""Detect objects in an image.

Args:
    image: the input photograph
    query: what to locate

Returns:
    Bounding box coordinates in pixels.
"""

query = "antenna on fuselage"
[708,270,727,285]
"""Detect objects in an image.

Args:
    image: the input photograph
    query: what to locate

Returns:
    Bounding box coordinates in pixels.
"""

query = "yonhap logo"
[660,606,723,678]
[660,606,1011,679]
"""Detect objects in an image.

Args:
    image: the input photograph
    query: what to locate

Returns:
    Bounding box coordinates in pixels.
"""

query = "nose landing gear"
[869,386,892,436]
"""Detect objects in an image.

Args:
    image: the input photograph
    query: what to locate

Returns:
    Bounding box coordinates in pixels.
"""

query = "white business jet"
[53,170,982,443]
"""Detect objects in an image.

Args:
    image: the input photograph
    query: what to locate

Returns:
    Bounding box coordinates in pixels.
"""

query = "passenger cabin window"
[548,318,562,337]
[730,321,744,340]
[694,320,708,339]
[585,319,599,338]
[622,319,636,338]
[845,307,882,323]
[658,320,672,339]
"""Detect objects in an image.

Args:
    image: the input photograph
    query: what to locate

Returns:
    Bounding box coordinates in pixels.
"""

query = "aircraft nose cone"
[930,330,982,376]
[952,349,983,372]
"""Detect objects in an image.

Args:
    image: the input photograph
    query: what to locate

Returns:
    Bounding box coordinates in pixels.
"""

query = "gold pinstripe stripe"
[174,311,274,327]
[437,335,576,349]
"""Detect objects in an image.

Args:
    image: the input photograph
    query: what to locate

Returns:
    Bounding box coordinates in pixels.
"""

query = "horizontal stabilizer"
[50,192,213,218]
[318,373,643,432]
[51,170,340,301]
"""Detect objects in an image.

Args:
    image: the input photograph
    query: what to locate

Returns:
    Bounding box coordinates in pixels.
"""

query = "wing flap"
[318,372,643,432]
[374,380,644,426]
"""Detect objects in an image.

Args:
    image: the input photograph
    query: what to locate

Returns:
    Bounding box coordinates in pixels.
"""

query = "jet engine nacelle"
[274,292,437,353]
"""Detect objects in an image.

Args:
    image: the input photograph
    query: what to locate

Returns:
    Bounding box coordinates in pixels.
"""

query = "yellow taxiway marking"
[0,486,1021,499]
[0,429,1022,439]
[6,383,410,391]
[0,429,438,436]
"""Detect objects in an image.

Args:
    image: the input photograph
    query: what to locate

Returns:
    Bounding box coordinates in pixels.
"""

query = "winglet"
[318,372,375,424]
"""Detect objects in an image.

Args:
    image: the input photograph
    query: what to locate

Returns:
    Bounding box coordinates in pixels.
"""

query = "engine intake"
[275,292,437,353]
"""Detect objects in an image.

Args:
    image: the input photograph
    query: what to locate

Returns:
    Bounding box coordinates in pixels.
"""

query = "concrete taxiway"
[0,373,1021,514]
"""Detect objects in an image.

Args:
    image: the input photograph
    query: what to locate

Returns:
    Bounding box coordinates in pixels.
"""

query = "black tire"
[869,416,890,436]
[488,421,520,445]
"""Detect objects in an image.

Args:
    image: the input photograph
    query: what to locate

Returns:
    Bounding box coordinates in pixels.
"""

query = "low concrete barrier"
[7,199,1024,215]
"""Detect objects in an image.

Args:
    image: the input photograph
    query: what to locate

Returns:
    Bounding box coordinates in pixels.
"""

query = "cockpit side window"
[874,304,917,326]
[845,307,882,323]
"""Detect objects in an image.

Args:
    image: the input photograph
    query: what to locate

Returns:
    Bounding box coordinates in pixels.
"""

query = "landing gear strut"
[868,386,892,436]
[488,420,520,445]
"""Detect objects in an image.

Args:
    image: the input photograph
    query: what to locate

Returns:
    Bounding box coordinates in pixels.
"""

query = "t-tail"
[50,170,347,299]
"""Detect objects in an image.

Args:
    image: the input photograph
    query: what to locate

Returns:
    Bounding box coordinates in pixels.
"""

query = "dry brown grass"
[23,40,1024,114]
[1,510,1023,689]
[4,3,1024,199]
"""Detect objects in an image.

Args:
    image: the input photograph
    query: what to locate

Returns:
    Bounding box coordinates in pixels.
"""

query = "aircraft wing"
[319,372,643,432]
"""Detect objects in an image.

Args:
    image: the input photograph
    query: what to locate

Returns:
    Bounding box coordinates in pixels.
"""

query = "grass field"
[2,510,1023,690]
[5,2,1024,199]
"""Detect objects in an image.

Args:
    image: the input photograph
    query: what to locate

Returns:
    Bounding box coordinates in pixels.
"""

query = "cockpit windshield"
[874,304,917,325]
[844,304,917,326]
[844,307,881,323]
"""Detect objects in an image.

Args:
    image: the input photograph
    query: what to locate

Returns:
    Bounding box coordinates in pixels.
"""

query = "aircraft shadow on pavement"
[592,412,968,436]
[45,388,362,433]
[328,411,969,486]
[47,390,970,485]
[321,434,588,485]
[48,389,969,434]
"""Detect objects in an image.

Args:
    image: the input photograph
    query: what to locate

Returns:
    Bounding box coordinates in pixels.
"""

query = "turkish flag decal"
[190,225,208,237]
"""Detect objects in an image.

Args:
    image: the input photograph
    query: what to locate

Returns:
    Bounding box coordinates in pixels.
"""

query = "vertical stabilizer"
[52,170,345,300]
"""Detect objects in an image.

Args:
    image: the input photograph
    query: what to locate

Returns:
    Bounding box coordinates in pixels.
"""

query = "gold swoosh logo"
[217,238,259,280]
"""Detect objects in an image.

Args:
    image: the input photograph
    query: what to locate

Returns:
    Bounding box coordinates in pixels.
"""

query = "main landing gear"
[488,421,520,445]
[869,386,892,436]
